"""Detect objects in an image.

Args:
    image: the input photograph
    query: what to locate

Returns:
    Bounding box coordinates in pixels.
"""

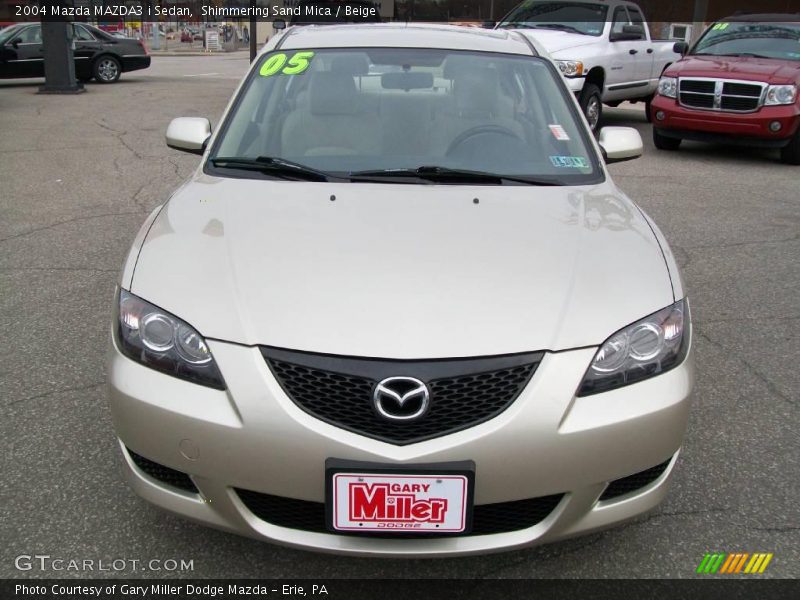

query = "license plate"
[326,461,474,534]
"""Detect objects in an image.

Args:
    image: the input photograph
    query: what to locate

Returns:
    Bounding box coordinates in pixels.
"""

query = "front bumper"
[565,76,586,94]
[108,336,694,557]
[650,94,800,143]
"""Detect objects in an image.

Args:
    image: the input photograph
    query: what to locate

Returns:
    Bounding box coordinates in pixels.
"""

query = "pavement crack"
[695,315,800,326]
[695,327,795,406]
[96,118,144,160]
[682,233,799,252]
[0,266,119,274]
[752,526,800,533]
[8,381,106,406]
[0,211,145,244]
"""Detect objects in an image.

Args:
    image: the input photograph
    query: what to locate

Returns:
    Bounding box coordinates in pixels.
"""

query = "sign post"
[250,0,257,62]
[38,2,84,94]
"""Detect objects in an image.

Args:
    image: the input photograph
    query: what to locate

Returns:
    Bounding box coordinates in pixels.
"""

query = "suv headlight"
[764,84,797,106]
[556,60,584,77]
[577,299,690,396]
[114,289,226,390]
[657,76,678,98]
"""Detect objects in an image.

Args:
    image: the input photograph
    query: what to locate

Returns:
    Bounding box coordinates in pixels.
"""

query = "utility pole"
[691,0,709,44]
[250,0,257,62]
[151,1,161,51]
[38,1,83,94]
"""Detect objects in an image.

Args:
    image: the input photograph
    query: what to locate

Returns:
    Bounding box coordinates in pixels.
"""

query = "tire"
[653,128,681,151]
[93,55,121,84]
[644,95,653,123]
[779,129,800,165]
[579,83,603,132]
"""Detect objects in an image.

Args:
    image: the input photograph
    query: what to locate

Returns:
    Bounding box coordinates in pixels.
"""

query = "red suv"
[650,15,800,164]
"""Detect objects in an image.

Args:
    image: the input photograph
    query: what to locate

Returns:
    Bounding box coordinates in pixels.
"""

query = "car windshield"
[0,25,24,45]
[208,48,602,185]
[496,1,607,37]
[693,22,800,60]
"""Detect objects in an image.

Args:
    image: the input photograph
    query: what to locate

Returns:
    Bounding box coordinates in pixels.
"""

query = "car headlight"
[115,289,226,390]
[764,84,797,106]
[577,299,690,396]
[657,76,678,98]
[556,60,584,77]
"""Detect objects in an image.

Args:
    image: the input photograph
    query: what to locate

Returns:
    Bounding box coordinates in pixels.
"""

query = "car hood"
[130,176,674,358]
[511,29,601,55]
[667,55,800,84]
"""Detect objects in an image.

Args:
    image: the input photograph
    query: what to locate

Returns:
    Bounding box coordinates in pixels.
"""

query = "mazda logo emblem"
[373,376,430,422]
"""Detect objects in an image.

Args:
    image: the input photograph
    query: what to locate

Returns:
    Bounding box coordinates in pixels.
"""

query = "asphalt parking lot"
[1,54,798,579]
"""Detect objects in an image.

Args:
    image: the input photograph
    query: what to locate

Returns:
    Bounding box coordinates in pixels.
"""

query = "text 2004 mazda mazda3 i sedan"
[108,24,693,556]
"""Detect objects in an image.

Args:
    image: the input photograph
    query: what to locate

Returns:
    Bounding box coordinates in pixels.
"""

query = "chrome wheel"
[96,58,120,83]
[585,96,601,130]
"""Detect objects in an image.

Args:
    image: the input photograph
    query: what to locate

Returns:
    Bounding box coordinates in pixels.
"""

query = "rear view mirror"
[381,72,434,91]
[166,117,212,155]
[673,41,689,55]
[598,127,643,163]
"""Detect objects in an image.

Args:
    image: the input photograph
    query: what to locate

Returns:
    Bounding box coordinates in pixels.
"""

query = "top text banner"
[2,0,800,24]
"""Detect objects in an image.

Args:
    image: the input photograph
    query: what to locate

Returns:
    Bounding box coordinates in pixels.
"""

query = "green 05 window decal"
[259,52,316,77]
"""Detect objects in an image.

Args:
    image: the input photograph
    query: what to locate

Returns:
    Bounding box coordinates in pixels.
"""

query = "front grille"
[126,448,198,493]
[236,488,563,537]
[262,347,542,445]
[598,459,672,501]
[679,78,764,113]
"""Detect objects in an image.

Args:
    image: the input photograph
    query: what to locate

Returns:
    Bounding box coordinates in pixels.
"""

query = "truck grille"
[678,78,764,113]
[261,347,542,445]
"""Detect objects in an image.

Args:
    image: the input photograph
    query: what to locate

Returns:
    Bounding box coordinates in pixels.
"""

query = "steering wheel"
[446,124,524,157]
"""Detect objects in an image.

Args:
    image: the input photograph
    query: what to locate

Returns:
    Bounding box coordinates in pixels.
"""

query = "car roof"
[271,23,538,56]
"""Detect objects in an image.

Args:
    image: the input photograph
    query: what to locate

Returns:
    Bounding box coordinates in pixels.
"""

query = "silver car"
[108,24,693,556]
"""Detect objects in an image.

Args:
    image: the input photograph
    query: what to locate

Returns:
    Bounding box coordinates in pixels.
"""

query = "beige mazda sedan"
[108,24,693,556]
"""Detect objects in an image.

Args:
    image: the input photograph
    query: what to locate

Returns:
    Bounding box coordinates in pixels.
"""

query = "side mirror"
[481,20,496,29]
[673,41,689,55]
[273,19,286,31]
[166,117,211,155]
[598,127,643,164]
[11,38,21,48]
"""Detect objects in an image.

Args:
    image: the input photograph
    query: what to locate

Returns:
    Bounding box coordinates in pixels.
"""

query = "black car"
[0,22,150,84]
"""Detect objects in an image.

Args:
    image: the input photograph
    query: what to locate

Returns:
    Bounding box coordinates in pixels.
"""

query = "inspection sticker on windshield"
[549,125,570,141]
[550,155,589,168]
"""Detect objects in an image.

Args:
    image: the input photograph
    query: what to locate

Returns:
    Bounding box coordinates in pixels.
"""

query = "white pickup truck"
[495,0,682,130]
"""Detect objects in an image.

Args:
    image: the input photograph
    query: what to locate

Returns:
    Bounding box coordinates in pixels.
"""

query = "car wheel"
[779,129,800,165]
[653,128,681,151]
[579,84,603,132]
[644,95,653,123]
[93,56,121,84]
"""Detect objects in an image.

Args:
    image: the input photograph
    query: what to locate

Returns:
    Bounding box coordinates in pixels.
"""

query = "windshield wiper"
[531,23,589,35]
[349,166,561,186]
[209,156,339,182]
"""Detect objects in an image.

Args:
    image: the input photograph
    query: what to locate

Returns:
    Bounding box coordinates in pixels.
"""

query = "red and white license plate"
[331,473,469,533]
